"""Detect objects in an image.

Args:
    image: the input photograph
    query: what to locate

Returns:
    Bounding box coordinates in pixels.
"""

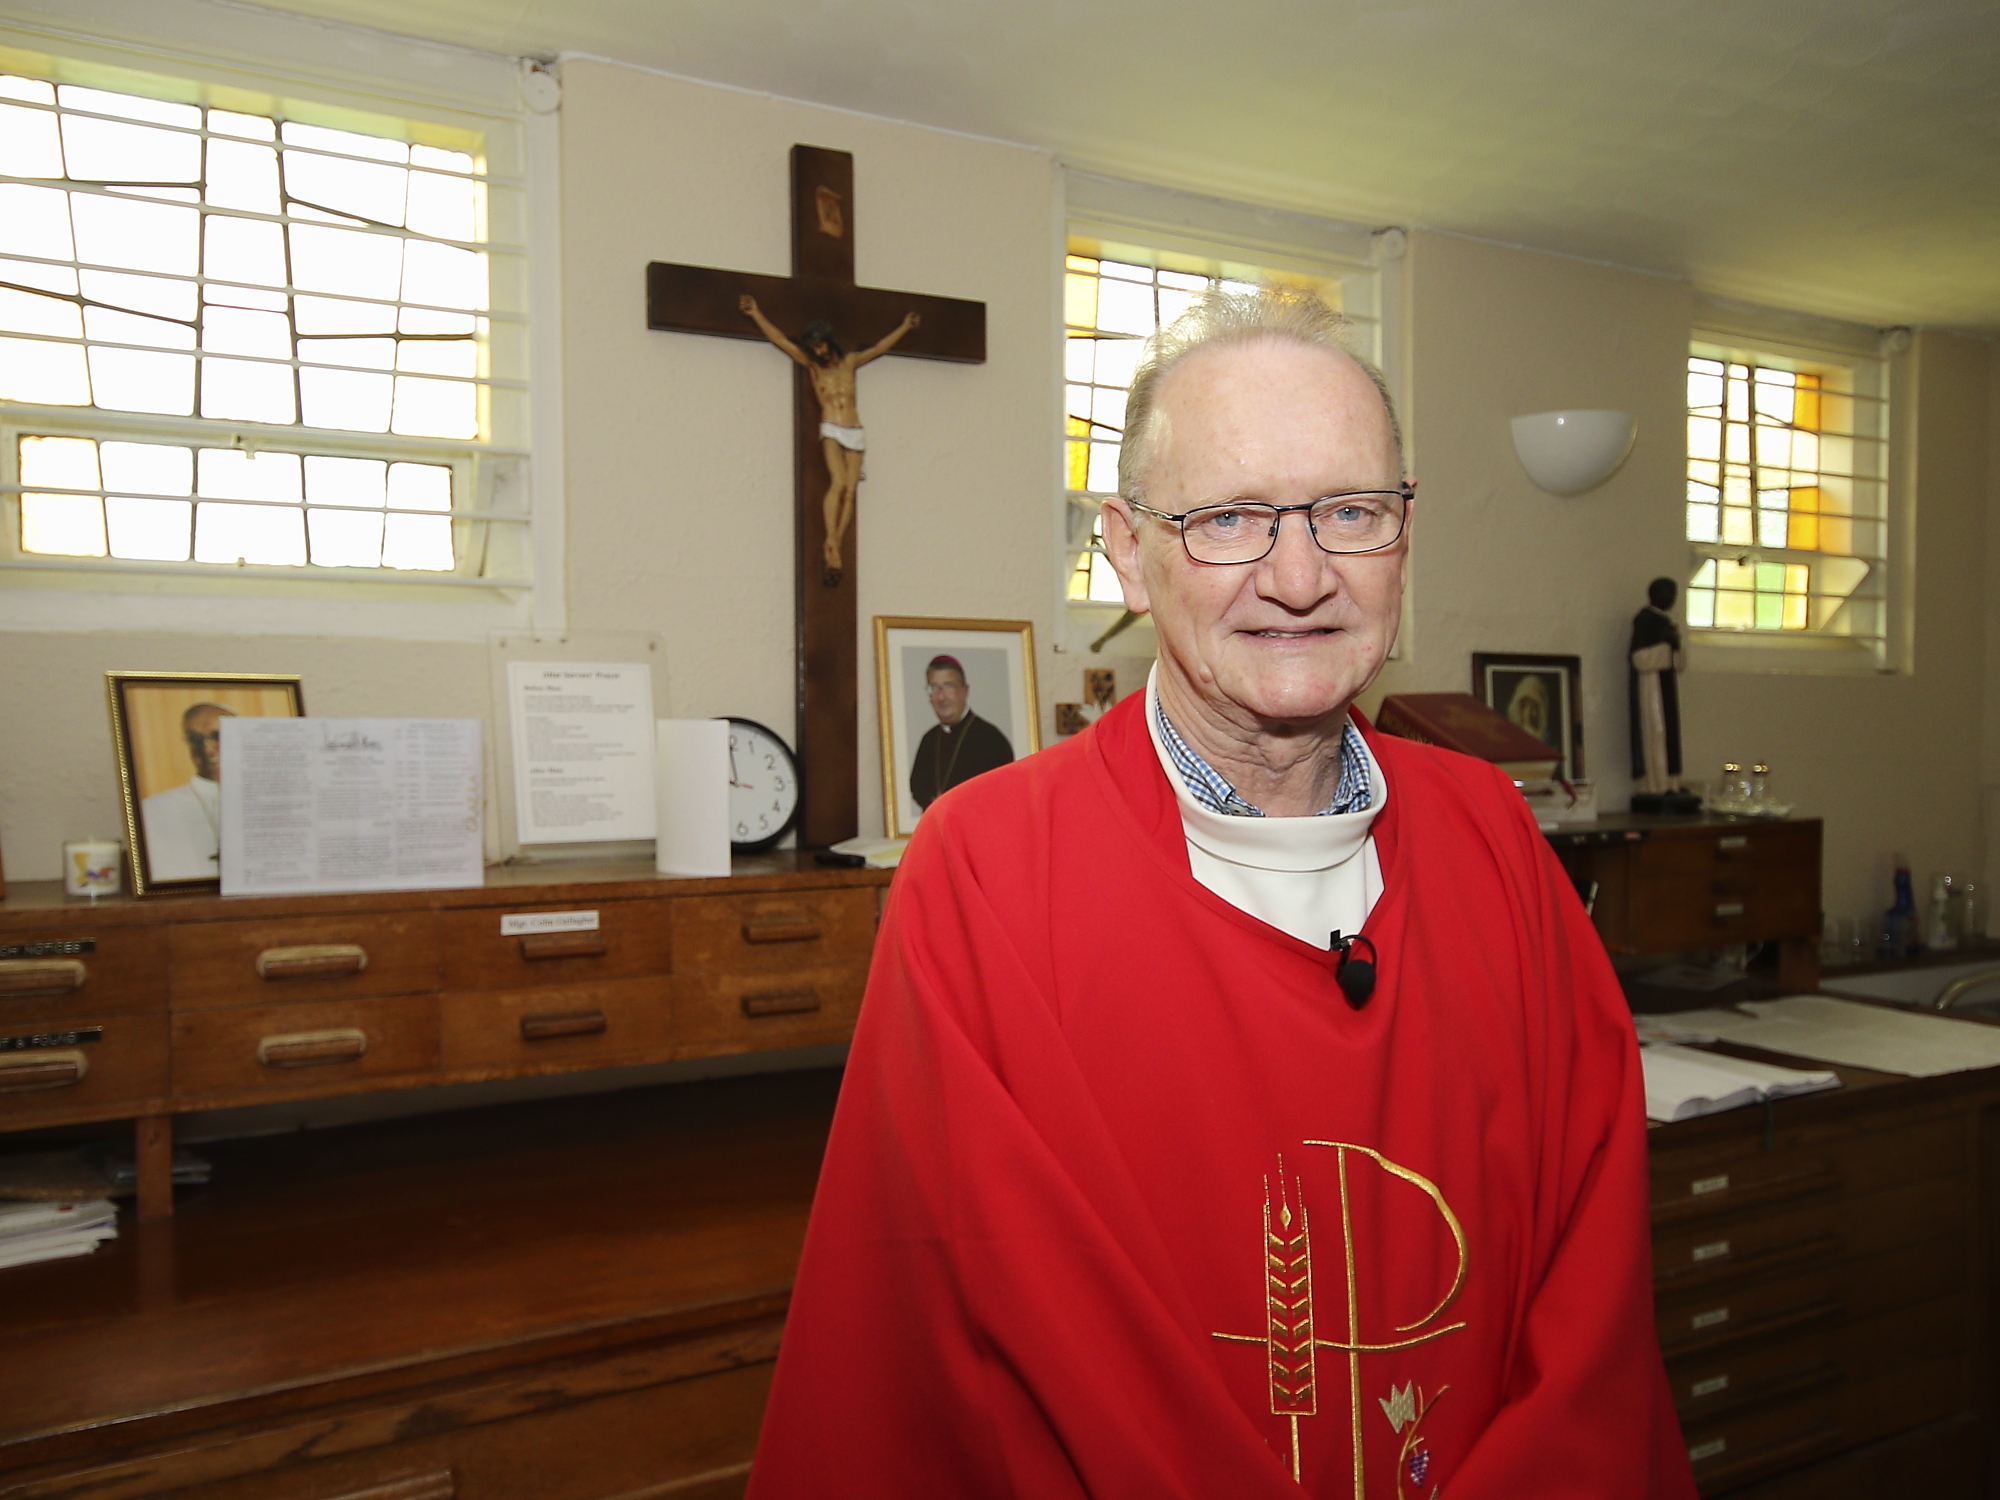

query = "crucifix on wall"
[646,145,987,849]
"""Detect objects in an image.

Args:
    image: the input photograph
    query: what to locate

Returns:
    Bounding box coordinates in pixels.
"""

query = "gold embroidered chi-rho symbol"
[1213,1144,1468,1497]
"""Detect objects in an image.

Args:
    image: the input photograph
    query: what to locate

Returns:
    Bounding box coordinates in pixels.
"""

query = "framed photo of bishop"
[106,671,306,896]
[874,617,1039,839]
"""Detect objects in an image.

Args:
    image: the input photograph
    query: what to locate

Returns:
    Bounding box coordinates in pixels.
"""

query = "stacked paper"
[0,1198,117,1271]
[1667,996,2000,1078]
[1641,1043,1840,1123]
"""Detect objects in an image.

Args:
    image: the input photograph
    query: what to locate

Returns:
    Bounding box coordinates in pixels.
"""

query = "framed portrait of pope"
[107,671,305,896]
[873,617,1039,839]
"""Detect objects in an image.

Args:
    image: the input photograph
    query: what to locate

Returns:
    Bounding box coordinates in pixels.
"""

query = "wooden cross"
[646,145,987,848]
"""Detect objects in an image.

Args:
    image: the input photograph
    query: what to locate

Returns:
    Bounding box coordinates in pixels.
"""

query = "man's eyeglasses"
[1128,483,1413,565]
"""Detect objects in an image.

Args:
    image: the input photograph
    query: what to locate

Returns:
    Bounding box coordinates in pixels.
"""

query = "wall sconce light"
[1510,410,1637,495]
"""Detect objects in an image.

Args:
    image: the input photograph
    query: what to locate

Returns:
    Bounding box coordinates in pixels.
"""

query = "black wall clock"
[726,717,801,853]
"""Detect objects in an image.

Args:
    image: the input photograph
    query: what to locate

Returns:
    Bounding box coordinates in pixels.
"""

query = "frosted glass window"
[0,66,520,581]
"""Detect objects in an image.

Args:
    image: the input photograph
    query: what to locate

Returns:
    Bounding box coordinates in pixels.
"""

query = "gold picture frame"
[873,617,1039,839]
[107,671,306,896]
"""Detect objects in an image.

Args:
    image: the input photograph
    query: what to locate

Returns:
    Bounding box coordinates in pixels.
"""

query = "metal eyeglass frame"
[1125,482,1415,565]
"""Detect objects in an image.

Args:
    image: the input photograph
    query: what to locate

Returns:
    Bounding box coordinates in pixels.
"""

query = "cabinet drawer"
[171,914,439,1010]
[1655,1174,1963,1292]
[673,965,865,1056]
[1651,1152,1840,1228]
[1681,1350,1961,1494]
[1653,1115,1964,1227]
[438,901,672,992]
[1655,1231,1966,1366]
[0,927,168,1017]
[0,1012,169,1125]
[172,996,438,1101]
[439,980,674,1073]
[672,889,876,974]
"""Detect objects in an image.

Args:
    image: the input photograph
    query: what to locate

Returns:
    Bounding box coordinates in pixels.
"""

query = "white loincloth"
[820,422,866,452]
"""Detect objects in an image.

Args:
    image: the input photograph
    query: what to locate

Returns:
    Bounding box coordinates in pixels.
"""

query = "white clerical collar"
[1144,667,1385,875]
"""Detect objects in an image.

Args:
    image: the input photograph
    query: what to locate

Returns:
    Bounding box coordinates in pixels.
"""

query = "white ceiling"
[242,0,2000,332]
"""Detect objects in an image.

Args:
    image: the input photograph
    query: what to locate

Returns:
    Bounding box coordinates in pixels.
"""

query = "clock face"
[726,718,801,852]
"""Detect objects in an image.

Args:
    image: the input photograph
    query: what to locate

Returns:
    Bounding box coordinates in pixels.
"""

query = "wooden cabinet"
[1554,816,1823,990]
[0,1071,831,1500]
[0,858,890,1215]
[1647,1063,1997,1495]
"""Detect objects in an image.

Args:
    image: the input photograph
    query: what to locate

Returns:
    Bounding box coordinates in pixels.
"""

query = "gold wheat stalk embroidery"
[1264,1161,1315,1481]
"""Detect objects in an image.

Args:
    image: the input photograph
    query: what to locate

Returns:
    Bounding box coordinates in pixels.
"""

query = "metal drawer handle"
[741,987,821,1017]
[1717,835,1749,852]
[520,1009,608,1041]
[322,1471,457,1500]
[0,1050,88,1092]
[256,944,368,980]
[742,912,821,945]
[0,959,87,997]
[1713,902,1745,918]
[257,1028,368,1068]
[519,931,608,961]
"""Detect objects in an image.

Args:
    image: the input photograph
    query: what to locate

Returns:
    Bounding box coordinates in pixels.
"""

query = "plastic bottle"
[1925,873,1959,952]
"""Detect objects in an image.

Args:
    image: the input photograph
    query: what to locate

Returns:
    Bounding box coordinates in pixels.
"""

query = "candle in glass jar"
[63,840,122,898]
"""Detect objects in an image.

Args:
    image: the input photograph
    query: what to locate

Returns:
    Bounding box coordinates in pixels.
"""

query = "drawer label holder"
[0,1027,103,1052]
[1691,1307,1730,1330]
[1688,1438,1727,1463]
[1690,1375,1730,1399]
[1691,1174,1729,1196]
[1691,1239,1731,1263]
[501,910,600,936]
[0,940,95,960]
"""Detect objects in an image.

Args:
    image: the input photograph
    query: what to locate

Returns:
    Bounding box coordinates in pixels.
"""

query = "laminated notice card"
[219,719,484,896]
[506,662,657,844]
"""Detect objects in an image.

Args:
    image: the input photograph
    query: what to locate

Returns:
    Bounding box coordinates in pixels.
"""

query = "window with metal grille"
[0,64,528,586]
[1683,340,1886,655]
[1063,245,1372,607]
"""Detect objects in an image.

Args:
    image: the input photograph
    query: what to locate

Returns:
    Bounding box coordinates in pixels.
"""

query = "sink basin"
[1823,960,2000,1012]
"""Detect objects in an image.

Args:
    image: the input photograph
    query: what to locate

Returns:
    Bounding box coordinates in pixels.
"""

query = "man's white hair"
[1116,284,1404,502]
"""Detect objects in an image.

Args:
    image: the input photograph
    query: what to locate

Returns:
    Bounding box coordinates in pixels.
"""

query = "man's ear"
[1099,499,1153,616]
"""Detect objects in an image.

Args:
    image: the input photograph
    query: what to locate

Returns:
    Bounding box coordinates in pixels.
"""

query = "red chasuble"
[748,695,1694,1500]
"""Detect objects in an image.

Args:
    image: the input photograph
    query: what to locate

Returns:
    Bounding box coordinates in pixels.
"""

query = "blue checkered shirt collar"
[1153,697,1373,817]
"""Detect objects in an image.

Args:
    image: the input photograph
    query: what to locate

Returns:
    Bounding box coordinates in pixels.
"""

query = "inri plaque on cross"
[646,145,987,848]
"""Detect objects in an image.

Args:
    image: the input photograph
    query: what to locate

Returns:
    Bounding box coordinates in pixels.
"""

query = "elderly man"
[749,288,1691,1498]
[140,702,234,882]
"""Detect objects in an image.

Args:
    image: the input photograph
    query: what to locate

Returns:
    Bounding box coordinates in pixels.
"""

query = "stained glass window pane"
[101,441,192,496]
[106,496,192,559]
[0,102,64,177]
[0,336,90,403]
[22,494,105,555]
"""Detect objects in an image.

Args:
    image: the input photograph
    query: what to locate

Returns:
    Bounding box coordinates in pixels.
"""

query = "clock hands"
[728,741,752,790]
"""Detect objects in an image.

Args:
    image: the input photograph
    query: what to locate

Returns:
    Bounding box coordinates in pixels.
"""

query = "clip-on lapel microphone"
[1328,930,1378,1010]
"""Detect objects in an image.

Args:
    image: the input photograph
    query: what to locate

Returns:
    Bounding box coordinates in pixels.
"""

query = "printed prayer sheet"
[506,662,658,843]
[219,718,483,896]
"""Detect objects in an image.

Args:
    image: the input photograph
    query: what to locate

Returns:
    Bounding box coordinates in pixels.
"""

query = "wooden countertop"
[0,854,893,926]
[0,1068,841,1468]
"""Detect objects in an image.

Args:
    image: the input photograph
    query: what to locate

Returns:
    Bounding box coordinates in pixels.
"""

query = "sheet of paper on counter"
[221,718,483,896]
[1670,995,2000,1078]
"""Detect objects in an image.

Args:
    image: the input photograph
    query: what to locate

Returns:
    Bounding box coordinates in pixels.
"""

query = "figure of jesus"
[739,295,919,585]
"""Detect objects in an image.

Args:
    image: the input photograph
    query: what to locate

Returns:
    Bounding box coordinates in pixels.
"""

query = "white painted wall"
[1363,230,1990,935]
[0,38,1989,954]
[554,58,1058,841]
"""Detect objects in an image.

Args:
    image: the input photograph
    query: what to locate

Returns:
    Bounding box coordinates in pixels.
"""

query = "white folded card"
[655,719,730,877]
